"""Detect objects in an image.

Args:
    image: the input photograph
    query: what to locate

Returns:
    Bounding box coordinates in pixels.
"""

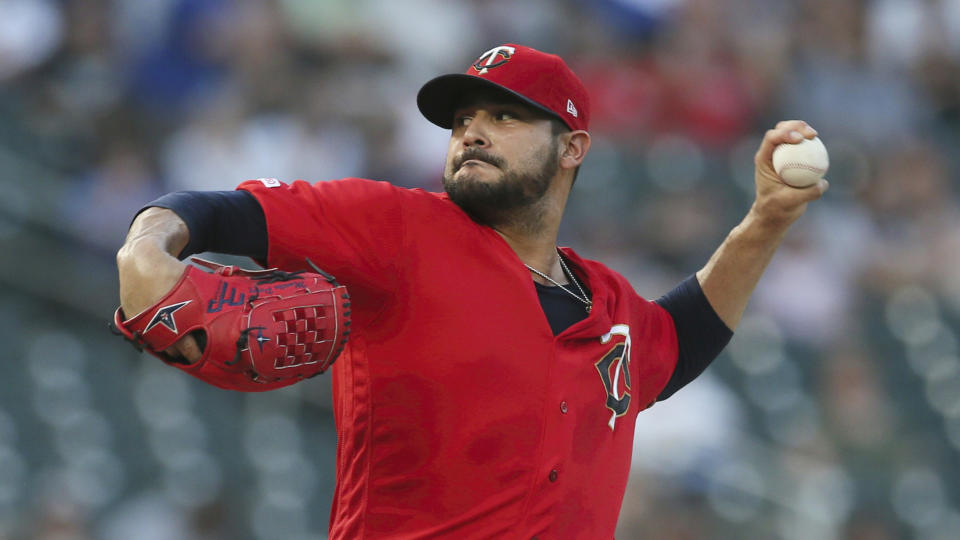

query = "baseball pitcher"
[115,44,826,539]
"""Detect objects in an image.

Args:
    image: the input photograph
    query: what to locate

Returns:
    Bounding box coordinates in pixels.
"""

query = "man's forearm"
[694,208,793,331]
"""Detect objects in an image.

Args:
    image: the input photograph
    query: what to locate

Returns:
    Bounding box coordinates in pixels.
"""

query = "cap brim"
[417,74,560,129]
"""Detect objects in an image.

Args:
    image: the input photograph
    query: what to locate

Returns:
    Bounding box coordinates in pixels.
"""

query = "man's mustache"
[454,149,505,171]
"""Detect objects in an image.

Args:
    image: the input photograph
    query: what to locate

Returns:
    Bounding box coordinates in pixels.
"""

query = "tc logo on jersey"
[596,324,632,430]
[472,45,516,74]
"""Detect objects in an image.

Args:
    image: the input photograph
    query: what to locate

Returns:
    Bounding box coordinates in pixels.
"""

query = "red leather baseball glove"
[112,258,351,392]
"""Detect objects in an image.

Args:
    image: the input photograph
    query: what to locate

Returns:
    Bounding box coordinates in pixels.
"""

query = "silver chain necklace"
[524,249,593,313]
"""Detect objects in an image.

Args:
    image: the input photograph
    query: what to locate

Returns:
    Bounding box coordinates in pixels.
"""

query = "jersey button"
[560,401,568,413]
[549,469,559,482]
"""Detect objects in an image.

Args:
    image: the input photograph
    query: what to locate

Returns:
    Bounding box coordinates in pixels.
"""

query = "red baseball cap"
[417,44,590,132]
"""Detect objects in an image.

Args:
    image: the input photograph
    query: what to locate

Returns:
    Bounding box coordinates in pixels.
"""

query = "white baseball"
[772,136,829,188]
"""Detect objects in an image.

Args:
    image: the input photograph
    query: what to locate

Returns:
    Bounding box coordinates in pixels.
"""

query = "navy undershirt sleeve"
[139,190,268,260]
[655,274,733,401]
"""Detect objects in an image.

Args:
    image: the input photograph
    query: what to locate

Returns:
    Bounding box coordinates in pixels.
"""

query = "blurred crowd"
[2,0,960,538]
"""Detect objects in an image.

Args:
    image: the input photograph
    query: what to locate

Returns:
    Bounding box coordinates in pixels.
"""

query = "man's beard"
[443,142,558,231]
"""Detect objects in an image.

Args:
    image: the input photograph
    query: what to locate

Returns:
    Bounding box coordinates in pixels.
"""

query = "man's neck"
[495,224,566,284]
[490,172,574,283]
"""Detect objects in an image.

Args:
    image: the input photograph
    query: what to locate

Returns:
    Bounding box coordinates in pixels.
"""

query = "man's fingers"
[775,120,818,136]
[813,177,830,197]
[779,177,829,207]
[755,121,819,166]
[164,334,203,364]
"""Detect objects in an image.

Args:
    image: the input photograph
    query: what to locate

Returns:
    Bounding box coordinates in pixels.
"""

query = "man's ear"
[560,130,591,170]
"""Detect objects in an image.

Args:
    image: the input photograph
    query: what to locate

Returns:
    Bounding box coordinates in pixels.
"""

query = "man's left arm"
[696,120,828,330]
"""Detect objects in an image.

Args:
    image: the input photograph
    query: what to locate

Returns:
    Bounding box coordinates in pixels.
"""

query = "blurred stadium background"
[1,0,959,538]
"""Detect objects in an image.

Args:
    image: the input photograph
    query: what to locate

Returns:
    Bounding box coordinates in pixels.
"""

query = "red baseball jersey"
[238,178,679,539]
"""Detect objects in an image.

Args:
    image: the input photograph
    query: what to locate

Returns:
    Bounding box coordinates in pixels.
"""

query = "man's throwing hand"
[752,120,829,227]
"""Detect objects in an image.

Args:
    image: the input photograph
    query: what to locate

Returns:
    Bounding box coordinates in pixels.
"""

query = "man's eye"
[455,116,472,127]
[496,111,515,121]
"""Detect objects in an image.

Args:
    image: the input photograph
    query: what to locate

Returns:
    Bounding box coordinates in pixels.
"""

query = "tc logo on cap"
[472,45,516,74]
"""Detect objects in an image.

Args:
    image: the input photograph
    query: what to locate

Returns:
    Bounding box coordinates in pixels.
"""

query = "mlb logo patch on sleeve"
[257,178,281,188]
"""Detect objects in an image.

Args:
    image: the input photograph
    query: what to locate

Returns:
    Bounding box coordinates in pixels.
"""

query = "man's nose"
[461,115,491,149]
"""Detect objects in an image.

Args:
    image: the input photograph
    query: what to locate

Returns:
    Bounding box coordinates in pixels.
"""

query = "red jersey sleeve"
[238,178,406,298]
[617,293,679,414]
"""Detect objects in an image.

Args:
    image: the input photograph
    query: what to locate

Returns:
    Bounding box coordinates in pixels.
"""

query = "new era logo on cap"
[417,43,591,132]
